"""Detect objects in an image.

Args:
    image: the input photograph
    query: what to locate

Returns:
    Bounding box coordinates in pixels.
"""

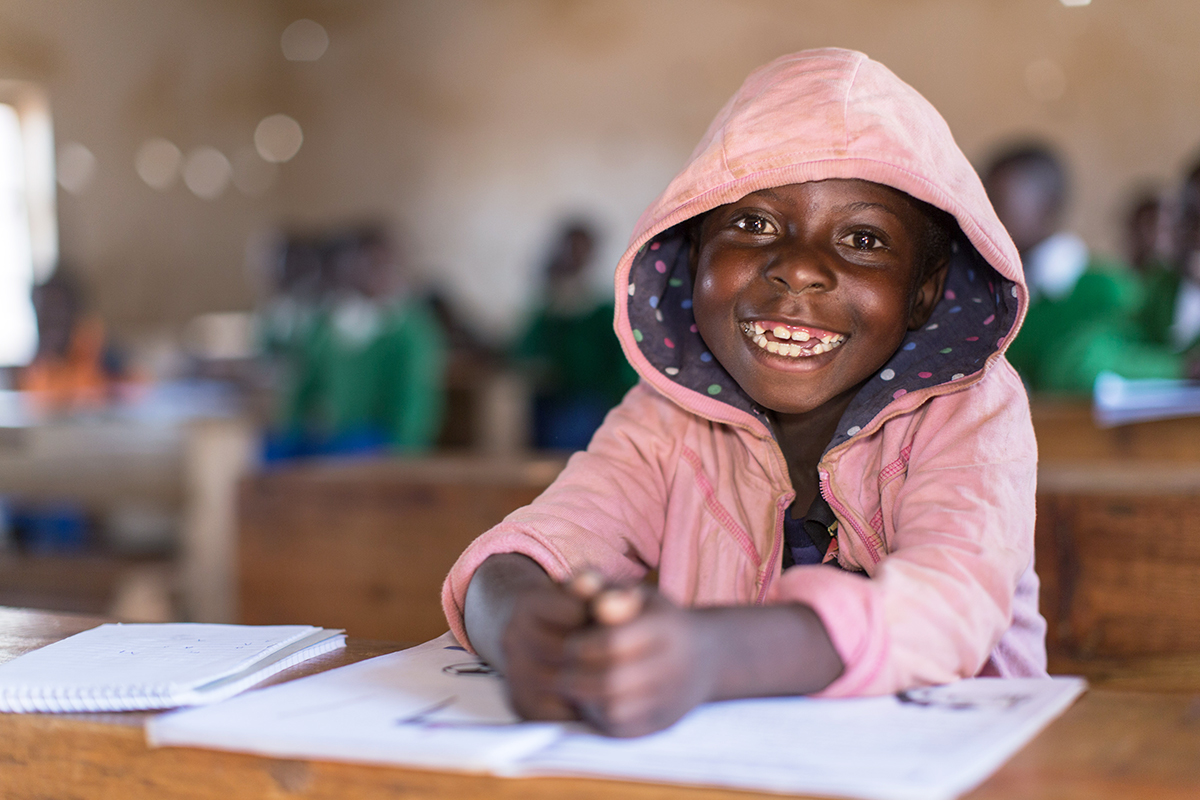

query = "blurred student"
[985,143,1178,393]
[268,226,446,458]
[1127,188,1185,348]
[1139,162,1200,356]
[19,268,128,412]
[258,234,324,362]
[1125,190,1175,276]
[513,220,637,450]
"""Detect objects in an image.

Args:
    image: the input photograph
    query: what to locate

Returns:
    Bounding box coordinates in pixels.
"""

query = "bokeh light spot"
[135,138,182,190]
[182,146,232,200]
[281,19,329,61]
[255,114,303,163]
[57,142,96,195]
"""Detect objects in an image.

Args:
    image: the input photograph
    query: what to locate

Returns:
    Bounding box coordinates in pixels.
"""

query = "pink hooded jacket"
[442,48,1046,696]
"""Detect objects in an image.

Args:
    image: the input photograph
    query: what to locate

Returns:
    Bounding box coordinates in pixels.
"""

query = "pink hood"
[615,47,1027,438]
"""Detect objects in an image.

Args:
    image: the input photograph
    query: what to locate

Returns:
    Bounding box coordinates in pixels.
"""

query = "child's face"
[691,179,946,417]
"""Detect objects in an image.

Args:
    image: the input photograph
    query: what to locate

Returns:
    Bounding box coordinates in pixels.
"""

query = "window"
[0,81,57,368]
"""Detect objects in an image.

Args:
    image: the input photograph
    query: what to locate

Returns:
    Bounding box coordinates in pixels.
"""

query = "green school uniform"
[514,301,638,409]
[1137,262,1185,348]
[284,296,446,452]
[1007,259,1183,394]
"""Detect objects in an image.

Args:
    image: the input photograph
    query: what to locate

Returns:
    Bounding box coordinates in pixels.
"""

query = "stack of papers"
[0,623,345,712]
[1093,370,1200,426]
[148,633,1085,800]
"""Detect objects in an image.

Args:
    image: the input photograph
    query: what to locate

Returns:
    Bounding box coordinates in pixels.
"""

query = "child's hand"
[559,588,718,737]
[500,580,592,722]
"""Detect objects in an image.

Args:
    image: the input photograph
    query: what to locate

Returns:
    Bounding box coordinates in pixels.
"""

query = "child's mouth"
[739,320,845,358]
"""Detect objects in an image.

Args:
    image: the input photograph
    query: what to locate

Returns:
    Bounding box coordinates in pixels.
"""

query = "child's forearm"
[697,603,844,700]
[462,552,554,673]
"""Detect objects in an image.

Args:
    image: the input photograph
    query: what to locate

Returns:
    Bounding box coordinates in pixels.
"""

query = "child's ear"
[907,254,950,330]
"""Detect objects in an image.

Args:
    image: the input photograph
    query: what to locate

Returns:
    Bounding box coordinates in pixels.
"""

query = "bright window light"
[0,81,55,368]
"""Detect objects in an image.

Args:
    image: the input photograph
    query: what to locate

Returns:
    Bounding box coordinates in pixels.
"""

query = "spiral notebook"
[0,622,345,713]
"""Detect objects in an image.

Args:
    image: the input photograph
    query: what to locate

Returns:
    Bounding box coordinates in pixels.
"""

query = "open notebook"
[0,623,345,712]
[148,633,1085,800]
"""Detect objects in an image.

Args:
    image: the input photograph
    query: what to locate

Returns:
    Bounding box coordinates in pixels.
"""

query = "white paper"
[148,633,1084,800]
[0,622,346,712]
[516,678,1086,800]
[148,633,563,771]
[1093,370,1200,426]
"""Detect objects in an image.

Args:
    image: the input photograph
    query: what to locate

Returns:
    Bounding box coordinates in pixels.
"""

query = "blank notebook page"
[0,623,344,712]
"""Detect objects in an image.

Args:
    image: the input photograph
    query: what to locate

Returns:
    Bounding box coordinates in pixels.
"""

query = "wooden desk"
[1,607,1198,800]
[1031,398,1200,463]
[1037,463,1200,690]
[238,455,567,642]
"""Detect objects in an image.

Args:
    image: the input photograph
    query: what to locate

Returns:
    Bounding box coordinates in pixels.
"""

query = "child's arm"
[466,553,843,738]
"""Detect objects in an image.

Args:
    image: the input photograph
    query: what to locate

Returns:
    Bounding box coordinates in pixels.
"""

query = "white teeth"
[753,322,764,335]
[773,326,790,340]
[746,329,844,357]
[795,330,810,342]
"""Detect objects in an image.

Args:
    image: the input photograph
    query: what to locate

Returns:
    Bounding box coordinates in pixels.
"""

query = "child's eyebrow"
[839,200,906,221]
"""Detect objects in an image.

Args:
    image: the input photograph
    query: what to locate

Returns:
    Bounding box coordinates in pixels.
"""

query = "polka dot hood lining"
[612,48,1028,449]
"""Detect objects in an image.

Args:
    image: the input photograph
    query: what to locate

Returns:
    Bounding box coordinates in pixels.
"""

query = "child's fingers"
[591,586,645,626]
[567,568,605,601]
[562,594,662,671]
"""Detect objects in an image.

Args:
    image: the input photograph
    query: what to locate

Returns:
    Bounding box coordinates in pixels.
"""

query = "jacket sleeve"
[440,383,680,650]
[775,362,1040,696]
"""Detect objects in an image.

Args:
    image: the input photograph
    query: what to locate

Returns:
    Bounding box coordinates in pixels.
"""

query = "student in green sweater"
[271,227,447,457]
[1137,162,1200,358]
[983,143,1183,393]
[514,221,637,450]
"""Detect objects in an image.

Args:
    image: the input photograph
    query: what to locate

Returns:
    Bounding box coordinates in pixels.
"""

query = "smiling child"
[442,48,1046,737]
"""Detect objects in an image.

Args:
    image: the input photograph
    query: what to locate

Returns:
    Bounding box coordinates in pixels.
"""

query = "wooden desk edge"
[1,609,1199,800]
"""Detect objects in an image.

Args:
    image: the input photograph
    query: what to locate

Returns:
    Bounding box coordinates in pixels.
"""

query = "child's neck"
[769,387,860,517]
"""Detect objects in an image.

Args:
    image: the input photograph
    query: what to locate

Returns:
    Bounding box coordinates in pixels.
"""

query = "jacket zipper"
[818,469,882,566]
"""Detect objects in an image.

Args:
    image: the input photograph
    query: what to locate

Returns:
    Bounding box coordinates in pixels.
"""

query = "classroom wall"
[2,0,1200,345]
[0,1,286,351]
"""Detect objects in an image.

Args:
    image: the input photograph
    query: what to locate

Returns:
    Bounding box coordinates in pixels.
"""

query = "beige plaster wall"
[3,0,1200,343]
[0,0,291,345]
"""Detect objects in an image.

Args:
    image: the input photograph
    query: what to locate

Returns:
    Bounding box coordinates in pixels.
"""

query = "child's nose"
[763,246,836,294]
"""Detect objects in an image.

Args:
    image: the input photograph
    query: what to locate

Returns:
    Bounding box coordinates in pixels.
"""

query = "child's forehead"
[746,178,917,208]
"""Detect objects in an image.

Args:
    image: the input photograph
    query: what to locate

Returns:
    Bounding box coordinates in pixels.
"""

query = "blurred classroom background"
[2,0,1200,684]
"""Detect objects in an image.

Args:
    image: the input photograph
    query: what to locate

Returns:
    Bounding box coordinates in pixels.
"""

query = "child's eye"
[840,230,885,250]
[732,214,778,236]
